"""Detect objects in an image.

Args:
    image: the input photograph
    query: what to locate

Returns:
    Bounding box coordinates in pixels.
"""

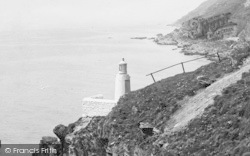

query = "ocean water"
[0,26,210,144]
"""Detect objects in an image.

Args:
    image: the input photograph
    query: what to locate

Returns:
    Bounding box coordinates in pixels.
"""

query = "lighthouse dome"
[119,58,126,65]
[118,58,127,74]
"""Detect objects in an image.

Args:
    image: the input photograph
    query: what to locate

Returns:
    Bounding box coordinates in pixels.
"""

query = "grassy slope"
[160,68,250,156]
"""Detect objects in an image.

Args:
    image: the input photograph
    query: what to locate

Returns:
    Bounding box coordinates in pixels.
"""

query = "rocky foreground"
[34,35,250,156]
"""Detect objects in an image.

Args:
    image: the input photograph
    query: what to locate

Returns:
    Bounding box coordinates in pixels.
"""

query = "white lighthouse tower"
[115,58,131,101]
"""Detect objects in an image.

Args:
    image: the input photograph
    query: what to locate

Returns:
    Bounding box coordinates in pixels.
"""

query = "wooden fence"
[146,52,222,83]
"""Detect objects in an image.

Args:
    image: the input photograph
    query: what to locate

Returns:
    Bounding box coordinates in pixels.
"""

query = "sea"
[0,25,210,144]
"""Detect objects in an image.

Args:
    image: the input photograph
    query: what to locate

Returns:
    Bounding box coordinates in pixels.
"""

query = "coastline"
[2,26,208,144]
[35,27,250,156]
[153,28,245,61]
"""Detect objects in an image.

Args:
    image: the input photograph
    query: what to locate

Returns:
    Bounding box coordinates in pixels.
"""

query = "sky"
[0,0,207,31]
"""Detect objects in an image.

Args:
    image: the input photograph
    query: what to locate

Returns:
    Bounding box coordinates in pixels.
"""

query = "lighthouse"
[115,58,131,101]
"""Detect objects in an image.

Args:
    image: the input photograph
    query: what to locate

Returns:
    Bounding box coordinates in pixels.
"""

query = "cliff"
[154,10,248,57]
[175,0,250,39]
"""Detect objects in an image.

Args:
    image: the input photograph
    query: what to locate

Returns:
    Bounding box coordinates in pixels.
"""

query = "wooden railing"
[146,52,222,83]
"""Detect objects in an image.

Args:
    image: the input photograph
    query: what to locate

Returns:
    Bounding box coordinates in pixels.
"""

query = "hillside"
[166,56,250,133]
[175,0,250,37]
[158,61,250,156]
[174,0,221,25]
[34,41,250,156]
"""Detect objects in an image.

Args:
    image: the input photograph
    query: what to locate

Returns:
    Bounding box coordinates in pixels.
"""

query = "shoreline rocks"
[131,37,147,40]
[131,37,156,40]
[153,27,250,64]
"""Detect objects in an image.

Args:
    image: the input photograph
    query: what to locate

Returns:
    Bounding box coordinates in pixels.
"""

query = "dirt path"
[165,58,250,133]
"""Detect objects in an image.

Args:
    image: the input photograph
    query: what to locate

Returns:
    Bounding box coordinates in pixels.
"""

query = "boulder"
[53,124,68,141]
[238,30,247,42]
[41,136,58,144]
[196,75,216,87]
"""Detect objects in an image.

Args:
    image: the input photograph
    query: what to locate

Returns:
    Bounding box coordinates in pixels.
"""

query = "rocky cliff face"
[181,13,237,40]
[175,0,250,39]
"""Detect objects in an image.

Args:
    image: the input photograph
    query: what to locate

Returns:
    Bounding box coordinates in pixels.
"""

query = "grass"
[158,70,250,156]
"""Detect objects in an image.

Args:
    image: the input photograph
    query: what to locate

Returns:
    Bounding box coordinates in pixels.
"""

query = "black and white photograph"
[0,0,250,155]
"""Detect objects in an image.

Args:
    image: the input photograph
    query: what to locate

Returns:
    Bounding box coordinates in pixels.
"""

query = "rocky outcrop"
[32,137,60,156]
[154,33,178,45]
[175,0,250,41]
[154,20,250,61]
[182,13,237,40]
[41,136,58,144]
[53,124,69,155]
[154,28,236,60]
[239,23,250,41]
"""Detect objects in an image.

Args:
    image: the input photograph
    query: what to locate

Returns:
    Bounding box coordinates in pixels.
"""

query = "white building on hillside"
[82,58,131,117]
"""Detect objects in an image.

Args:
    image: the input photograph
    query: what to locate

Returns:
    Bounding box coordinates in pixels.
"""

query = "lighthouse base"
[115,74,130,101]
[82,94,116,117]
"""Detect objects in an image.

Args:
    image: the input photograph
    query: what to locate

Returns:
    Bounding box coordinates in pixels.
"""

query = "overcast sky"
[0,0,207,31]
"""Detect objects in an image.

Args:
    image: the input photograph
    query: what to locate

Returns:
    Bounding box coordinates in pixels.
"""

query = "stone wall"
[182,12,237,40]
[82,94,117,117]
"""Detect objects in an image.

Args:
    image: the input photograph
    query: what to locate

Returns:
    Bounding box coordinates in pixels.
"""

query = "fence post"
[181,62,185,73]
[150,73,156,83]
[217,52,221,62]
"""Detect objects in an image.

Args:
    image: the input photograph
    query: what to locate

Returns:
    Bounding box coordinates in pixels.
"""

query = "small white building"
[82,58,131,117]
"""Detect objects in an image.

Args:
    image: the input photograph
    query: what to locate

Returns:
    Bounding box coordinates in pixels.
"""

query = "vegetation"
[159,69,250,156]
